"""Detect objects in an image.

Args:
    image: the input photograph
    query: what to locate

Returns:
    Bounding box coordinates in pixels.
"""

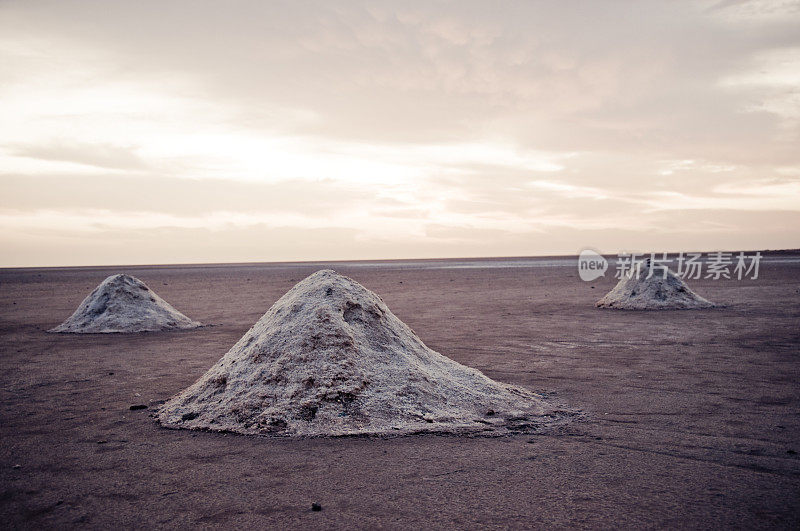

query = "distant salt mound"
[596,262,715,310]
[158,270,571,437]
[50,274,202,333]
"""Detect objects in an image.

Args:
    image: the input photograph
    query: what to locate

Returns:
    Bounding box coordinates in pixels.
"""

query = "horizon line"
[2,247,798,271]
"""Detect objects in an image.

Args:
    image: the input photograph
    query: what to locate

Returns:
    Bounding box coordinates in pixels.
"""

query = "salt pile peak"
[158,269,570,437]
[596,260,716,310]
[50,274,202,333]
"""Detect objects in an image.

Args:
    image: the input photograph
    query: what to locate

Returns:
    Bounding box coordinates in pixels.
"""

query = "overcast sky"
[1,0,799,266]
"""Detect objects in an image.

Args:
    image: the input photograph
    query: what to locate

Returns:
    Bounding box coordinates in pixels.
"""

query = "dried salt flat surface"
[2,258,799,528]
[49,274,202,333]
[596,262,716,310]
[158,270,573,437]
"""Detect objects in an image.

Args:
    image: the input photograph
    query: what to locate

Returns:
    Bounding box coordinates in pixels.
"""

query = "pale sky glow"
[1,0,799,266]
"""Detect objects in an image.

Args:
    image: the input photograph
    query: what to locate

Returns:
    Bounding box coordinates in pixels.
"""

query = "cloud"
[0,173,375,217]
[0,0,799,265]
[8,140,148,170]
[0,0,792,147]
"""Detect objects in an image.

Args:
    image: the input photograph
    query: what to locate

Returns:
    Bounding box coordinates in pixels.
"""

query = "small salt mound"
[158,270,571,437]
[50,274,202,333]
[596,261,716,310]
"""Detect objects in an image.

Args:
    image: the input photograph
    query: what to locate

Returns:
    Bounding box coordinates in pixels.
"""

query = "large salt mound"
[158,270,571,437]
[596,262,716,310]
[50,274,202,333]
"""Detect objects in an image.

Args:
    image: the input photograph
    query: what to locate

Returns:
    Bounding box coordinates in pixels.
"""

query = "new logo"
[578,249,608,281]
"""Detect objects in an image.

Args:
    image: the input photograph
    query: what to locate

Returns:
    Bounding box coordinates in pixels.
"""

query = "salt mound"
[158,270,570,437]
[50,274,202,333]
[596,261,716,310]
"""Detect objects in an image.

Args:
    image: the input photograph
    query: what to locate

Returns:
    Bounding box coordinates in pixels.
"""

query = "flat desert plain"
[1,256,798,528]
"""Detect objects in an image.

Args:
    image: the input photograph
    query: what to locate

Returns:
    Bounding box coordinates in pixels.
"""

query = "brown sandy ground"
[1,257,798,528]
